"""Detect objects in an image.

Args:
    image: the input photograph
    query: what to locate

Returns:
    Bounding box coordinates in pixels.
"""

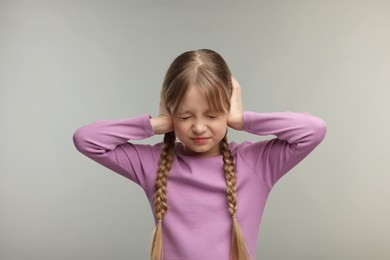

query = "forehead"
[177,85,211,113]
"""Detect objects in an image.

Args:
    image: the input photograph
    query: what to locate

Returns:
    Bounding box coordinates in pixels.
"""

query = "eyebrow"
[176,110,192,115]
[176,109,221,115]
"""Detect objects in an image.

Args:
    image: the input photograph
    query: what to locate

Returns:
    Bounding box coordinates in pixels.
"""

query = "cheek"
[212,119,228,128]
[172,121,187,134]
[172,123,189,143]
[213,121,228,135]
[216,126,227,135]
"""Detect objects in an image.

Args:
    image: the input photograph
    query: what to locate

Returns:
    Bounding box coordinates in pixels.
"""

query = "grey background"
[1,0,389,259]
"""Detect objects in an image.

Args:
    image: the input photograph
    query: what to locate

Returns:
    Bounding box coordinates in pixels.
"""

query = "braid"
[221,136,238,217]
[151,131,176,260]
[221,135,252,260]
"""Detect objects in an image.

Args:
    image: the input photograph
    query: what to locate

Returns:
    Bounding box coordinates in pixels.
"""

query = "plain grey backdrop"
[1,0,389,259]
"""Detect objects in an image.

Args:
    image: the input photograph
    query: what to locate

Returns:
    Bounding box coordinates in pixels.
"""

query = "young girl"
[73,49,327,260]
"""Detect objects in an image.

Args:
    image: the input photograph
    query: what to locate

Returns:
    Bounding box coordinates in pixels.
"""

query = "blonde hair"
[151,49,251,260]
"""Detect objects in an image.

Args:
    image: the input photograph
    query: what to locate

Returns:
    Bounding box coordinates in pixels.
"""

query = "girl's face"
[172,85,228,157]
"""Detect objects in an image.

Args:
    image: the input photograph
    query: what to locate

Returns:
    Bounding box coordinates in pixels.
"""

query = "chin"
[188,146,220,156]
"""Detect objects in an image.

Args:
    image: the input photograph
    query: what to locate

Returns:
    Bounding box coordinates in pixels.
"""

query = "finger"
[231,76,240,89]
[159,89,170,115]
[230,76,242,108]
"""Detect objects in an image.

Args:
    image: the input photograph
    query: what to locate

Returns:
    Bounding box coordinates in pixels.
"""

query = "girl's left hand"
[227,76,244,130]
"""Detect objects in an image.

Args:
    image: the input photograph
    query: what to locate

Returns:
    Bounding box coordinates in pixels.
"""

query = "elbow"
[310,116,327,144]
[72,127,89,154]
[72,122,107,157]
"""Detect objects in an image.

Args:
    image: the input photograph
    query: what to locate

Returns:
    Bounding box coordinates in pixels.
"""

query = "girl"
[73,49,327,260]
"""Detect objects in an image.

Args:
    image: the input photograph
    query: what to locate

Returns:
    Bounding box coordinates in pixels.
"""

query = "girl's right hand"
[150,90,174,134]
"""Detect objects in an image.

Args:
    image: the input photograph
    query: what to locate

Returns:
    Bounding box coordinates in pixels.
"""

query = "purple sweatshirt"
[73,111,326,259]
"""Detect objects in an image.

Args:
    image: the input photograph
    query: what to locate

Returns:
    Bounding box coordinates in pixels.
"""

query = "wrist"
[227,113,244,131]
[228,122,244,131]
[150,114,173,134]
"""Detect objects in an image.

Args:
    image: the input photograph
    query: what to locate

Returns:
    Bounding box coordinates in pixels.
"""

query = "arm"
[240,111,327,187]
[72,115,158,185]
[228,77,327,187]
[73,92,174,185]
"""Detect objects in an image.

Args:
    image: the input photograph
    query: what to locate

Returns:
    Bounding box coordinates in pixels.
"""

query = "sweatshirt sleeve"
[237,111,327,188]
[72,114,159,187]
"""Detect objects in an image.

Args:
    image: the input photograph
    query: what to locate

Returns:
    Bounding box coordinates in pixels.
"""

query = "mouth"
[191,137,210,144]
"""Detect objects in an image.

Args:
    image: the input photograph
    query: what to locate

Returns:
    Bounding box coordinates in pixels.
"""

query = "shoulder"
[117,141,164,164]
[229,140,269,158]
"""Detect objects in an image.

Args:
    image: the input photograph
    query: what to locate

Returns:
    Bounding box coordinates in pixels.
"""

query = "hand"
[227,76,244,130]
[151,90,174,134]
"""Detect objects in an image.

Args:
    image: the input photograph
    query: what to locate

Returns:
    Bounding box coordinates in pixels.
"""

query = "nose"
[192,120,207,134]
